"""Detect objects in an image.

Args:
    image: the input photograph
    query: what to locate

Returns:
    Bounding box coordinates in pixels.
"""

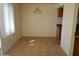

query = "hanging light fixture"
[33,4,42,14]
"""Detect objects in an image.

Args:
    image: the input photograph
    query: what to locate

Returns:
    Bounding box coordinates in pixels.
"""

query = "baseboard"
[22,36,56,38]
[4,35,22,55]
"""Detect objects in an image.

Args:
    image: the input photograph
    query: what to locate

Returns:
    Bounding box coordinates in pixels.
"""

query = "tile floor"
[6,37,66,56]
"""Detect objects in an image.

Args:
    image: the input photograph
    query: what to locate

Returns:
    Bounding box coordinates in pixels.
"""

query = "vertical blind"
[3,4,15,38]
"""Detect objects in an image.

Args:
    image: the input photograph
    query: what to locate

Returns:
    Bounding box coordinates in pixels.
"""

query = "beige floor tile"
[6,37,66,56]
[40,47,50,56]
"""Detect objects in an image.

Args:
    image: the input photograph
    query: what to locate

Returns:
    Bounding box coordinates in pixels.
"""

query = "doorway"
[56,6,63,44]
[73,7,79,56]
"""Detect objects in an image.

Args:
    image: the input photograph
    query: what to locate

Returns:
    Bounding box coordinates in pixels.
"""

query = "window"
[3,4,15,37]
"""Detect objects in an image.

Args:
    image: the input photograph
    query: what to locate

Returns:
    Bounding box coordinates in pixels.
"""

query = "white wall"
[0,3,5,55]
[0,4,3,49]
[0,4,21,54]
[20,4,58,37]
[61,4,78,56]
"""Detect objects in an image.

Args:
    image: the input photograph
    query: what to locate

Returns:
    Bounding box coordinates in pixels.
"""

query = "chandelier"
[33,4,42,14]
